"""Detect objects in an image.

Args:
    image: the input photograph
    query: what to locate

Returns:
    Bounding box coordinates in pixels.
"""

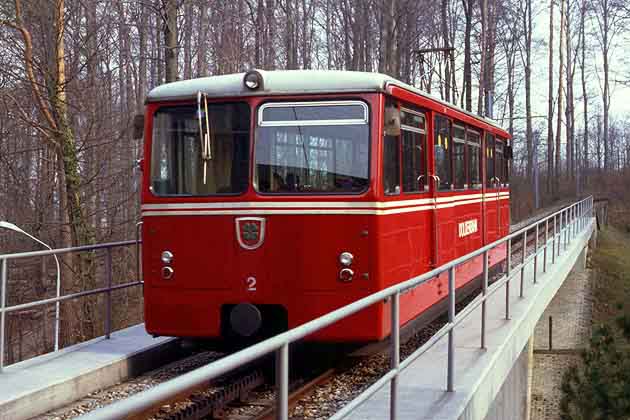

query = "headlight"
[339,252,354,266]
[161,251,173,264]
[243,70,263,90]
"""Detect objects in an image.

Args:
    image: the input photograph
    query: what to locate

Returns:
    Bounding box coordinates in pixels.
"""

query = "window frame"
[485,132,496,188]
[453,123,467,190]
[433,114,454,191]
[466,128,482,190]
[149,102,251,197]
[254,99,372,196]
[496,136,509,187]
[258,100,369,127]
[400,106,428,194]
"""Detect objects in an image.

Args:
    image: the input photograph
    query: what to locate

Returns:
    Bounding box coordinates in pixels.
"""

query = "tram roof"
[146,70,507,133]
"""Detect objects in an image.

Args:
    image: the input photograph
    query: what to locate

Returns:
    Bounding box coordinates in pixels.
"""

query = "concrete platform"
[348,220,595,420]
[0,324,179,420]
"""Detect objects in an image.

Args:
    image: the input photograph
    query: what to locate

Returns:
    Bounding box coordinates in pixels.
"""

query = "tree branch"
[0,0,59,133]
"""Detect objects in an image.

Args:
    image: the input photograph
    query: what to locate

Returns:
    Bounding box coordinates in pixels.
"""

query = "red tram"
[139,70,511,343]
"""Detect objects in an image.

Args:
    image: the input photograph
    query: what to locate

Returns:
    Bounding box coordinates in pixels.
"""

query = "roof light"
[244,70,263,90]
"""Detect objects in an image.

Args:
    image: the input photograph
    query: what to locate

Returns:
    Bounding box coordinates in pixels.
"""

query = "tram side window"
[453,124,466,189]
[486,133,495,188]
[434,116,452,190]
[495,139,505,186]
[467,129,481,188]
[383,134,400,195]
[401,108,427,193]
[497,137,509,186]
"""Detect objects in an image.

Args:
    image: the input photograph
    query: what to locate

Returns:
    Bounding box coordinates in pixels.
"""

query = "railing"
[0,232,142,371]
[75,196,593,420]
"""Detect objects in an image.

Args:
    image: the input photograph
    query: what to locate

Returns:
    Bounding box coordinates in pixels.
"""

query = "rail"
[0,224,143,371]
[73,197,593,420]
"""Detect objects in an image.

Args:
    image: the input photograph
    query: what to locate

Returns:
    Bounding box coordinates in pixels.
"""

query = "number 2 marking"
[246,276,257,291]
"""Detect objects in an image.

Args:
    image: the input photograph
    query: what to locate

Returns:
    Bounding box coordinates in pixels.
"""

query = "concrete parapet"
[0,324,180,420]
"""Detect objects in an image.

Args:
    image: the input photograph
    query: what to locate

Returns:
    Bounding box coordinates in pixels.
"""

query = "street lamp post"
[0,221,62,351]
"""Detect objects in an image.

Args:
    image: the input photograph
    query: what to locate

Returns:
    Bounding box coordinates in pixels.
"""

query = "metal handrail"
[76,196,594,420]
[0,239,138,260]
[0,238,142,371]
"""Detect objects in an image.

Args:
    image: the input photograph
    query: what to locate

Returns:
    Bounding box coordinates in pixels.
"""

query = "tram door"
[400,107,431,271]
[495,138,509,237]
[432,115,455,266]
[485,133,500,242]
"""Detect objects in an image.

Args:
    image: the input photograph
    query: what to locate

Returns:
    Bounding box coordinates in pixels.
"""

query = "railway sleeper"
[163,370,265,420]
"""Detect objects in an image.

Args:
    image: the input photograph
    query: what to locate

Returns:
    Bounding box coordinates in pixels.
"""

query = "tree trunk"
[183,1,193,79]
[461,0,473,111]
[51,0,96,343]
[441,0,451,103]
[580,0,588,188]
[379,0,396,76]
[197,2,208,76]
[554,0,565,195]
[546,0,554,195]
[565,0,575,185]
[478,0,487,115]
[524,0,533,179]
[137,2,148,110]
[163,0,178,83]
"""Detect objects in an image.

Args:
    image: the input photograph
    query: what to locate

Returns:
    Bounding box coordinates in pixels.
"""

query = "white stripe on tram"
[141,192,508,211]
[141,195,509,217]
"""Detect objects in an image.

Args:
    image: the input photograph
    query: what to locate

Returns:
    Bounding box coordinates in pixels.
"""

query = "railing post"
[558,210,566,251]
[564,212,571,251]
[135,222,143,283]
[559,211,563,254]
[552,215,557,264]
[0,258,7,372]
[567,206,573,241]
[506,239,511,320]
[447,267,455,392]
[105,248,113,339]
[571,206,575,239]
[54,257,60,352]
[543,219,548,273]
[520,229,527,298]
[390,292,400,420]
[533,224,539,284]
[568,207,572,241]
[481,251,488,349]
[276,343,289,420]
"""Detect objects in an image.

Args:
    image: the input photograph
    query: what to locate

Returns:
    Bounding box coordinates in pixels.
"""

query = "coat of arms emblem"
[235,217,266,250]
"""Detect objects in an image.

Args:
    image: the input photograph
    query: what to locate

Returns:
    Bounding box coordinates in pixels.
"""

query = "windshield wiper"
[197,91,213,184]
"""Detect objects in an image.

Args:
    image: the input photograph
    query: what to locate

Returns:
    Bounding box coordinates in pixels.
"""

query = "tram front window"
[150,103,250,196]
[254,101,370,194]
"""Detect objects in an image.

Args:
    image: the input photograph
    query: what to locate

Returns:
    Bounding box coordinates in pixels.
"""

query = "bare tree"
[555,0,565,194]
[461,0,474,111]
[163,0,178,82]
[580,0,590,187]
[547,0,555,194]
